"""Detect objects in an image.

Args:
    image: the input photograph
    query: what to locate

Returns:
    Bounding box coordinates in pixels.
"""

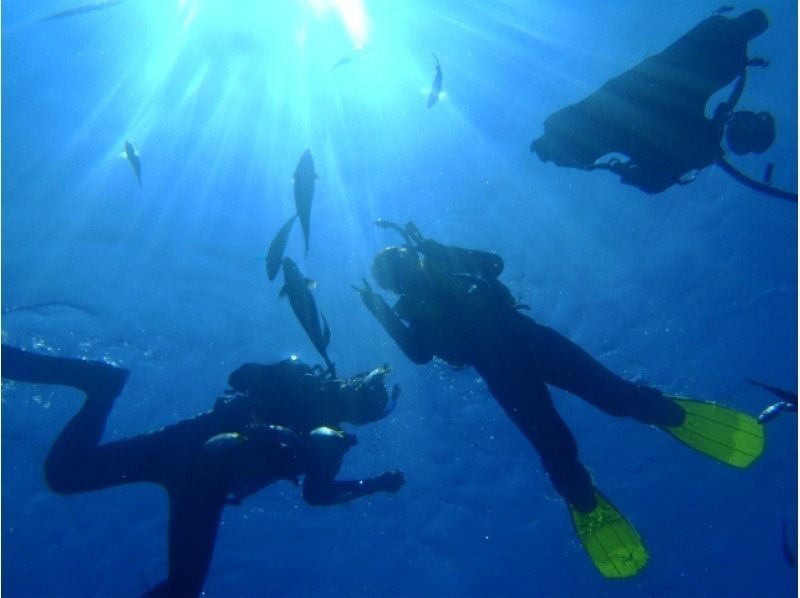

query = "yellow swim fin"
[661,396,765,468]
[568,489,648,579]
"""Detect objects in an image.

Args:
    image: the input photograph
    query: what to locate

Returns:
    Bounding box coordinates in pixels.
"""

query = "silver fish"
[124,140,141,185]
[266,214,298,281]
[41,0,123,22]
[279,257,334,374]
[427,53,442,108]
[294,150,317,256]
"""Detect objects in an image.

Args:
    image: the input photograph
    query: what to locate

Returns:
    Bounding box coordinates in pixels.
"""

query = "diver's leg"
[521,321,683,426]
[45,427,177,494]
[0,344,174,492]
[2,343,128,399]
[144,483,227,597]
[487,378,596,512]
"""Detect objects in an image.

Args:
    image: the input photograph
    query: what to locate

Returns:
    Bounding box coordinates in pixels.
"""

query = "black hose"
[717,158,797,203]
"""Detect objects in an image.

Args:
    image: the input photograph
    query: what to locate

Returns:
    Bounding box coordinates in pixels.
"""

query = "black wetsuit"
[532,9,771,195]
[1,344,402,597]
[362,242,684,512]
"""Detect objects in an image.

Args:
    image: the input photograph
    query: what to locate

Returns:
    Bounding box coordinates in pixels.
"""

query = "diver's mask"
[371,246,422,293]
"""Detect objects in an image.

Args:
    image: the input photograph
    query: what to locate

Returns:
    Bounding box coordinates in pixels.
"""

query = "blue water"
[2,1,797,596]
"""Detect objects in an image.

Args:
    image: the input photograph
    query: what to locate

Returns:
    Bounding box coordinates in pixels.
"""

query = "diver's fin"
[568,488,648,578]
[661,396,764,468]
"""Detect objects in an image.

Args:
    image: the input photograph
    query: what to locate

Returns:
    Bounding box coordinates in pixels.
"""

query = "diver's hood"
[726,111,775,155]
[732,9,768,42]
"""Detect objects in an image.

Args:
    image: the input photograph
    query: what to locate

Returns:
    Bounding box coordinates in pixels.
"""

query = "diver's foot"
[77,360,129,403]
[566,485,598,513]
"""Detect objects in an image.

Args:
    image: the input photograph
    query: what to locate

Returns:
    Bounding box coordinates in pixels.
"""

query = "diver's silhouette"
[531,8,796,202]
[356,221,764,578]
[1,343,403,597]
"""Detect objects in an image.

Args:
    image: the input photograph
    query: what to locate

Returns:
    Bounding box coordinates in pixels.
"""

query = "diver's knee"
[43,452,80,495]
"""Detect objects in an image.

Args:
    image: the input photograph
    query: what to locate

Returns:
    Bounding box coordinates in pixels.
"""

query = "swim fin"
[661,396,764,468]
[568,488,648,578]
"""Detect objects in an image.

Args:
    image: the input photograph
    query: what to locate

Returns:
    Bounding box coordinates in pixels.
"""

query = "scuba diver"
[1,343,404,597]
[355,220,765,578]
[531,8,797,202]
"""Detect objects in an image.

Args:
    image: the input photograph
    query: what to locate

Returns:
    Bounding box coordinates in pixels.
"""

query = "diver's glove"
[353,280,398,328]
[353,279,383,312]
[364,469,405,494]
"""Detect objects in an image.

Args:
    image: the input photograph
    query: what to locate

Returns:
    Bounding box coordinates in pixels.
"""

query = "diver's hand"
[352,279,384,314]
[374,469,405,493]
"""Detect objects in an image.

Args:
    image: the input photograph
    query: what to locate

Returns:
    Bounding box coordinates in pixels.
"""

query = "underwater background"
[1,0,797,596]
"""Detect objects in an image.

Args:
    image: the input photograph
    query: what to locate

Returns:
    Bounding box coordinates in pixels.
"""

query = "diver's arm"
[302,470,405,506]
[355,282,433,364]
[727,71,745,110]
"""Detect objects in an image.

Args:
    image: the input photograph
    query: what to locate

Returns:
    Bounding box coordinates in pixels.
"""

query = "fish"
[330,47,366,71]
[427,53,442,108]
[749,379,797,424]
[331,54,355,71]
[124,140,141,185]
[279,257,334,374]
[757,402,789,424]
[748,379,797,404]
[41,0,124,22]
[763,162,775,185]
[266,214,298,281]
[782,522,797,568]
[293,150,317,256]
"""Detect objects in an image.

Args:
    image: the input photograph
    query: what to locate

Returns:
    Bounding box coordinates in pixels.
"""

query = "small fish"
[294,150,317,256]
[749,379,797,424]
[124,140,141,185]
[40,0,123,22]
[330,47,366,71]
[279,257,334,374]
[331,54,354,71]
[427,53,443,108]
[266,214,298,281]
[757,402,790,424]
[782,521,797,568]
[763,162,775,185]
[749,380,798,405]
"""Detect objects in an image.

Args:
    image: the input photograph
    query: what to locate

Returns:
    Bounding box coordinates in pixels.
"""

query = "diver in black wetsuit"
[355,227,682,512]
[355,222,764,577]
[531,8,796,202]
[1,344,404,597]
